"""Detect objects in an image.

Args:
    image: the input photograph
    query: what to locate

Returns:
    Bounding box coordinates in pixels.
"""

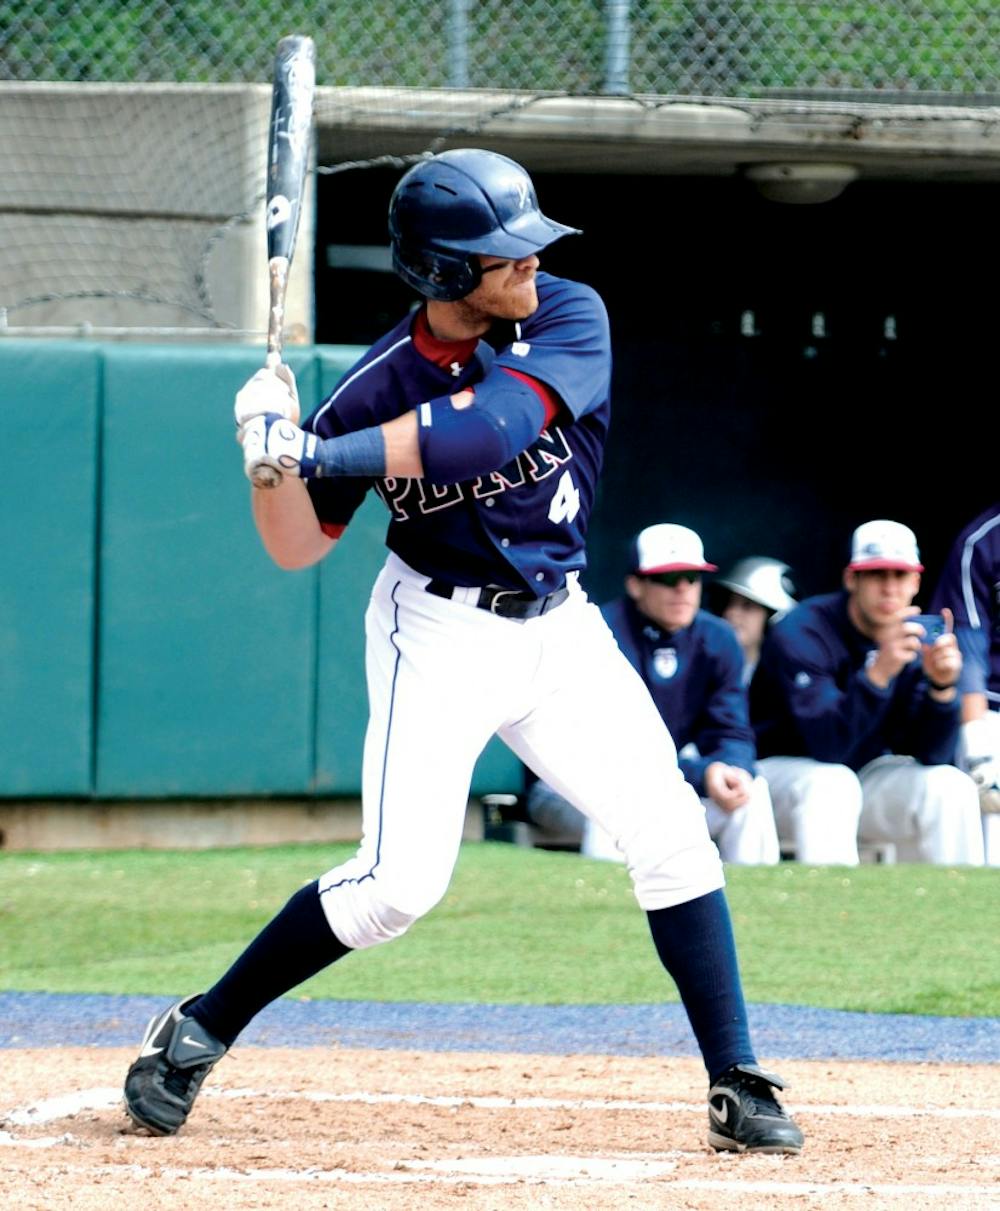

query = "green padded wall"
[95,346,320,796]
[312,348,385,794]
[0,341,100,795]
[469,736,523,796]
[0,341,523,800]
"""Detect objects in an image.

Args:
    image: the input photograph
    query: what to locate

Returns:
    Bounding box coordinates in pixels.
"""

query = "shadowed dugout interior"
[315,168,996,604]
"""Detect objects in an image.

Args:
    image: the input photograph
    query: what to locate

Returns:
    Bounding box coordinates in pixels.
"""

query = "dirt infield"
[3,1047,999,1209]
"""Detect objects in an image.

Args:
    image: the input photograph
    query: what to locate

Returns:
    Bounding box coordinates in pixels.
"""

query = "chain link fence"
[4,1,1000,336]
[3,1,1000,100]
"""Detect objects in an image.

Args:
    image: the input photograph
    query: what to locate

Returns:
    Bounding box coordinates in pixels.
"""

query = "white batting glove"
[241,412,319,482]
[234,363,300,434]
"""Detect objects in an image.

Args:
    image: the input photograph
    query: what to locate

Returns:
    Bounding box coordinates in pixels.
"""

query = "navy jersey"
[301,272,611,596]
[929,502,1000,710]
[750,590,961,769]
[601,597,756,795]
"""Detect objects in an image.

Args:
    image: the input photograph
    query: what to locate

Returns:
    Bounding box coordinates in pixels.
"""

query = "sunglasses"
[641,571,702,588]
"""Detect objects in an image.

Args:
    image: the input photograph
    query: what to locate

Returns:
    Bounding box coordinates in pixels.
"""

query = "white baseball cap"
[632,524,718,574]
[847,519,923,572]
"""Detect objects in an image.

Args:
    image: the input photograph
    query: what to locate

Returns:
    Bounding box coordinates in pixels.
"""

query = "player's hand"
[867,606,923,686]
[241,412,319,482]
[704,763,752,813]
[962,718,1000,813]
[919,607,960,693]
[968,756,1000,813]
[234,363,300,435]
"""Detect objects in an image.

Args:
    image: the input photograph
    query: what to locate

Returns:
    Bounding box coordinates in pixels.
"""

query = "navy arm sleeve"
[416,372,546,485]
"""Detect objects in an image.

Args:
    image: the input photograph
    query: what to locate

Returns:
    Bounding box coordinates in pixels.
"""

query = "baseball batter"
[123,148,803,1155]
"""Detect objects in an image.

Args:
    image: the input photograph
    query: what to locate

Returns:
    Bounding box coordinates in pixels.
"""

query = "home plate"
[403,1154,678,1180]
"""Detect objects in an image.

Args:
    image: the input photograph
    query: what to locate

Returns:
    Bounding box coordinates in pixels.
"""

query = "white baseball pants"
[585,775,780,866]
[758,753,985,865]
[318,554,725,950]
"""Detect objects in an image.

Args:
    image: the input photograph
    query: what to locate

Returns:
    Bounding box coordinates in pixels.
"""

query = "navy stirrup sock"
[189,881,350,1047]
[646,889,756,1085]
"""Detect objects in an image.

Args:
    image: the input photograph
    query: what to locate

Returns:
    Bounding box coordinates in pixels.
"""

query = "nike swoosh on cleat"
[180,1035,208,1049]
[711,1100,730,1124]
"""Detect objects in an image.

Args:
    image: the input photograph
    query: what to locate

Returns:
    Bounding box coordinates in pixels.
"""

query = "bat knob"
[250,461,283,489]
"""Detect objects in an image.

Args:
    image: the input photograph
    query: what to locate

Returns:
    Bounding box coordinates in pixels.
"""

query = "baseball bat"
[251,33,316,489]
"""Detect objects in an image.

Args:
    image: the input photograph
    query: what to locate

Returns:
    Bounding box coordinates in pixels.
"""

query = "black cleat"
[707,1063,804,1154]
[124,995,227,1135]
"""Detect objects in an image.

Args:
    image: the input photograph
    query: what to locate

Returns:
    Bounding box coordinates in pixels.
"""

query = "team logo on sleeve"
[653,648,678,680]
[794,670,812,687]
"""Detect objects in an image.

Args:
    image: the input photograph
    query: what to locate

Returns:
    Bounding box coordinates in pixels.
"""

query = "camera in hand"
[910,613,946,644]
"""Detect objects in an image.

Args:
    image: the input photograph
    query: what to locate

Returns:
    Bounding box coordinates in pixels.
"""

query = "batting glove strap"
[242,412,318,480]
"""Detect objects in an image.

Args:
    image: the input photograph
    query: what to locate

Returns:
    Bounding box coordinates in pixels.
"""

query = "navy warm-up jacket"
[749,590,961,770]
[601,597,756,796]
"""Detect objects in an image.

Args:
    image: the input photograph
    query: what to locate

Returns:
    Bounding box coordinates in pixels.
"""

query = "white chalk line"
[5,1084,1000,1128]
[0,1152,997,1198]
[3,1087,123,1126]
[3,1087,1000,1197]
[0,1130,76,1149]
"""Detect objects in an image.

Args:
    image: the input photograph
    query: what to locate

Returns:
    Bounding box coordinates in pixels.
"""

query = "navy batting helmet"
[388,148,580,301]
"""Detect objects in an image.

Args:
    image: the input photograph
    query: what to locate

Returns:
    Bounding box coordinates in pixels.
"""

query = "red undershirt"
[411,307,562,426]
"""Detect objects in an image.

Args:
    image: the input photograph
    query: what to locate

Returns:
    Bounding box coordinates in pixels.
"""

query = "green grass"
[0,843,996,1017]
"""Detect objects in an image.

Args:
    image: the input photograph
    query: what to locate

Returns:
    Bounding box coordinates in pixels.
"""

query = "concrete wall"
[0,84,314,341]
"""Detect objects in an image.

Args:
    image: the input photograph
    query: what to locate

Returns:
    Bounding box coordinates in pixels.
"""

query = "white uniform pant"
[758,754,985,865]
[584,776,780,866]
[318,555,725,950]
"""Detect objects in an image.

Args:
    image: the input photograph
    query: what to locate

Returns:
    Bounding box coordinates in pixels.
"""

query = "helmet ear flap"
[392,243,482,302]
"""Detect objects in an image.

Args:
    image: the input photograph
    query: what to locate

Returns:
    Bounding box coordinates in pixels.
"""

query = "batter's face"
[457,253,541,325]
[626,571,702,634]
[721,593,769,653]
[845,567,921,635]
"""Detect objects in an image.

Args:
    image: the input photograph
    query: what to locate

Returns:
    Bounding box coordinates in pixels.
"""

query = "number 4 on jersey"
[548,469,581,524]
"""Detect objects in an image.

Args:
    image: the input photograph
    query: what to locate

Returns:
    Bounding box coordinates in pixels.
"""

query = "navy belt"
[425,578,569,620]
